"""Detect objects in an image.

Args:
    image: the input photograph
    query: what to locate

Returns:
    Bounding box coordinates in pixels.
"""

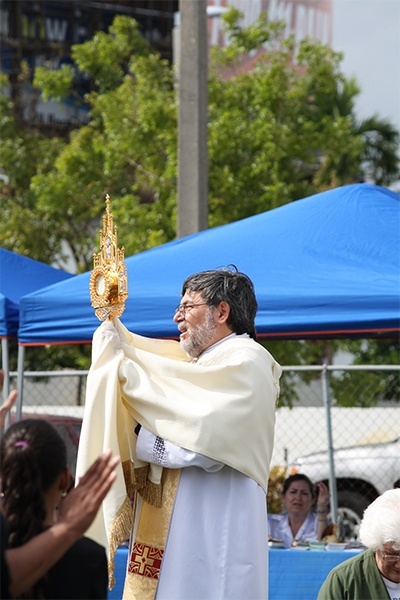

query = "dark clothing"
[1,513,11,599]
[1,512,107,600]
[44,536,108,599]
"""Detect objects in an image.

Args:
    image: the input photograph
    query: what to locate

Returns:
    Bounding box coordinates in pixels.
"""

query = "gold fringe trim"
[108,495,134,590]
[122,458,135,497]
[133,465,149,491]
[137,479,163,508]
[133,465,163,508]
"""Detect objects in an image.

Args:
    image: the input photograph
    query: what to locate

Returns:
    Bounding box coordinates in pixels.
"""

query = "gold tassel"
[138,480,163,508]
[122,459,135,497]
[133,465,150,491]
[132,465,163,507]
[108,495,134,589]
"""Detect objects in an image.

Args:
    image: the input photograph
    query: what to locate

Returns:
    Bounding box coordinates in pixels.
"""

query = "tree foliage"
[330,339,400,407]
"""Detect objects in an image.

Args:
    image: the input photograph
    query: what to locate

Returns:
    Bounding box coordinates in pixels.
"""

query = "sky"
[332,0,400,134]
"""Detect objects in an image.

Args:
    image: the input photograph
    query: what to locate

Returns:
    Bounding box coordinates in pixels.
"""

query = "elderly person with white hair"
[318,489,400,600]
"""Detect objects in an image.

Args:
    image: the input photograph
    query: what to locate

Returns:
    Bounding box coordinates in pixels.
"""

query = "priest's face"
[173,291,217,359]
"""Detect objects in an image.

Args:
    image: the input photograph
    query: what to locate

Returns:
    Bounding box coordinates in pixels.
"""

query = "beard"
[180,308,217,359]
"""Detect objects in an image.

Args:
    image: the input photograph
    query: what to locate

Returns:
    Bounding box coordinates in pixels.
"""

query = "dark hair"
[0,419,67,549]
[182,265,258,340]
[282,473,315,497]
[1,420,67,597]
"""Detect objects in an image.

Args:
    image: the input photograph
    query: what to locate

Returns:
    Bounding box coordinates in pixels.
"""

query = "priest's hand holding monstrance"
[89,194,128,321]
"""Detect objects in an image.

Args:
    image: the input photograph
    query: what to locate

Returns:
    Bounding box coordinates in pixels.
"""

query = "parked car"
[10,413,82,478]
[287,436,400,540]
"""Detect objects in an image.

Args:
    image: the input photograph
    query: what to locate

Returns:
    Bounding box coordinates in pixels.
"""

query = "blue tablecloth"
[268,548,360,600]
[108,546,361,600]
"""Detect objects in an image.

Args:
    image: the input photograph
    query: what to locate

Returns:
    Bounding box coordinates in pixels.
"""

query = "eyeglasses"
[381,552,400,564]
[174,303,209,316]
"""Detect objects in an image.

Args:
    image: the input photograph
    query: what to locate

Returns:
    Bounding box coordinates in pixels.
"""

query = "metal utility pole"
[177,0,208,238]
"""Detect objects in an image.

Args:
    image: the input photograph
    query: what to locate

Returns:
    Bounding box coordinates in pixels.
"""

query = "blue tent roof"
[18,183,400,344]
[0,249,73,338]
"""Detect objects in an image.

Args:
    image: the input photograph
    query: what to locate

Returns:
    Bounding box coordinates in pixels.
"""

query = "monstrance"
[89,194,128,321]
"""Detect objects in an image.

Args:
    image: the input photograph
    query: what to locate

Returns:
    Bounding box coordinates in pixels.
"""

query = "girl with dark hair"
[268,473,330,547]
[0,419,108,599]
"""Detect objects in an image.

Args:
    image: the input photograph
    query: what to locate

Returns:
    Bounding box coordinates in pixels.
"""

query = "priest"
[77,266,281,599]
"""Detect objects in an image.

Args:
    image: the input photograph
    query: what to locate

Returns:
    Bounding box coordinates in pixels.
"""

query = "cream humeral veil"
[76,317,281,587]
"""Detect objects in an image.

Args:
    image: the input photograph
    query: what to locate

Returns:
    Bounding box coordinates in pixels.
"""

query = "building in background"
[0,0,178,133]
[0,0,333,133]
[208,0,332,49]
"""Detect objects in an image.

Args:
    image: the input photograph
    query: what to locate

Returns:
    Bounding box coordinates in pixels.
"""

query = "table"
[108,546,361,600]
[268,548,361,599]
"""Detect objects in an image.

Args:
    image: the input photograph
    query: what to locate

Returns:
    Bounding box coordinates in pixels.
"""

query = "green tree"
[310,73,399,187]
[329,339,400,407]
[0,74,66,264]
[207,12,399,226]
[266,337,399,408]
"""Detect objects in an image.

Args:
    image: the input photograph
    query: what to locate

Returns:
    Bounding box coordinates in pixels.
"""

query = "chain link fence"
[272,365,400,540]
[5,365,400,538]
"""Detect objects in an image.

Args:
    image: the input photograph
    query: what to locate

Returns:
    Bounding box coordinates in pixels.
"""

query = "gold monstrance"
[89,195,128,321]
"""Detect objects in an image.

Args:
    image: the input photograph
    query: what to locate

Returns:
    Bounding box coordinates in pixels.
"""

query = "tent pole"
[16,344,25,422]
[1,337,10,395]
[1,337,11,428]
[321,364,338,524]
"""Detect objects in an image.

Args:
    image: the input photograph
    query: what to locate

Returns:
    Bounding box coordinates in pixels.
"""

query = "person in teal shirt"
[318,489,400,600]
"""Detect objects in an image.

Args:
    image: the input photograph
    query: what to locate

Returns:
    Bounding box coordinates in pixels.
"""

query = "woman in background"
[268,473,330,547]
[1,419,108,599]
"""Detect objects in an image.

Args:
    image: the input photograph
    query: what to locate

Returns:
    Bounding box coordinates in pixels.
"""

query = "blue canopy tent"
[0,249,73,338]
[18,183,400,345]
[0,248,73,404]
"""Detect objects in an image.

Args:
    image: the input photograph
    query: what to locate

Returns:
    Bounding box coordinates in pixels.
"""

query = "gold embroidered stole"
[122,468,181,600]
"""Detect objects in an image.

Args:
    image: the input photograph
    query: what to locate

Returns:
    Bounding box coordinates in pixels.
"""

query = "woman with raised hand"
[1,419,108,599]
[268,473,330,548]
